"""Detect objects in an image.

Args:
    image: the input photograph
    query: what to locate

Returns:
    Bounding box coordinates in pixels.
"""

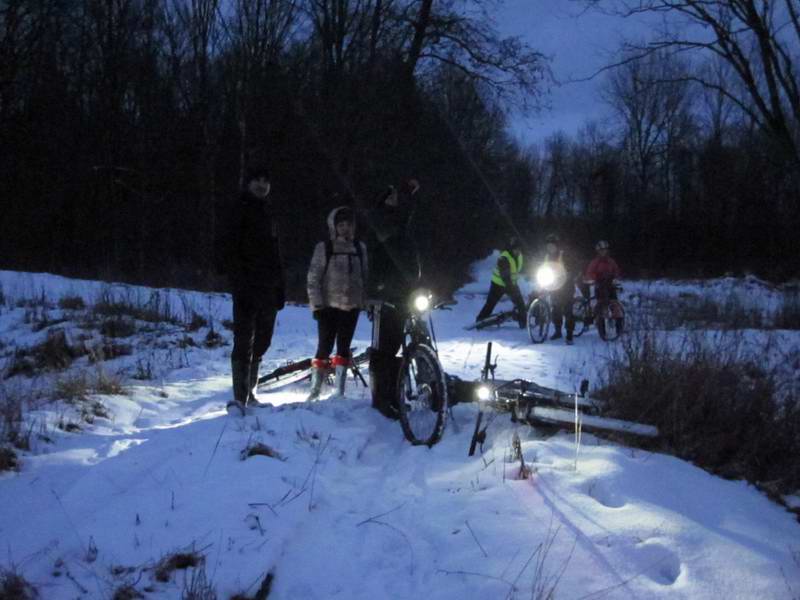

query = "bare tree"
[583,0,800,163]
[400,0,550,109]
[220,0,298,183]
[602,48,692,203]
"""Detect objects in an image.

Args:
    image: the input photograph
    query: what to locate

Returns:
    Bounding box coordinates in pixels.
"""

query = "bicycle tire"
[597,300,624,341]
[527,298,552,344]
[397,344,448,446]
[607,300,625,341]
[473,312,506,330]
[571,297,590,337]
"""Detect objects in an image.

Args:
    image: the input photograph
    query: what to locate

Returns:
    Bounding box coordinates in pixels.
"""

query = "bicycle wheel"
[397,344,448,446]
[608,300,625,340]
[527,298,552,343]
[571,297,590,337]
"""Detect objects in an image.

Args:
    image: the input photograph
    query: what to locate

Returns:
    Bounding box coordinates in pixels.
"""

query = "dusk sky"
[496,1,667,145]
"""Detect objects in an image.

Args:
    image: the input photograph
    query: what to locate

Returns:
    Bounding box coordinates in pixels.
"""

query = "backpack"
[323,239,366,282]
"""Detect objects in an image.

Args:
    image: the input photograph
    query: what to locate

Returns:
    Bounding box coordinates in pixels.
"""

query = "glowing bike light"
[536,264,556,289]
[476,385,492,402]
[413,294,431,313]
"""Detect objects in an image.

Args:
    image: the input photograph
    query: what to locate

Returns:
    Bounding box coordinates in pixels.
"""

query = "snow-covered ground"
[1,263,799,599]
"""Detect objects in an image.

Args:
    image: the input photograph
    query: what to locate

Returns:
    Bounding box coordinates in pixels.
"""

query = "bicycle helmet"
[595,240,610,251]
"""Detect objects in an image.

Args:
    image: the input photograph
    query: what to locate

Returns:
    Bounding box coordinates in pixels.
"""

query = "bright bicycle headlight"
[536,264,556,290]
[411,289,432,313]
[476,385,493,402]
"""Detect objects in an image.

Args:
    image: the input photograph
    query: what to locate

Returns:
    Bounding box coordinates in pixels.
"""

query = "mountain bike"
[467,342,658,455]
[396,290,454,446]
[572,282,625,341]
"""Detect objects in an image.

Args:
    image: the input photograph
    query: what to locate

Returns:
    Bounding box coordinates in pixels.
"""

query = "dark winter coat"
[220,190,285,305]
[364,194,420,304]
[307,207,368,312]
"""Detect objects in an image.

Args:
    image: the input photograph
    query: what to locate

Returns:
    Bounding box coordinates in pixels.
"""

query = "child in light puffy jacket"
[306,206,368,400]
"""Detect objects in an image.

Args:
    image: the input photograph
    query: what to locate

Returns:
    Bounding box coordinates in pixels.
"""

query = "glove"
[312,308,323,321]
[407,179,420,195]
[275,287,286,310]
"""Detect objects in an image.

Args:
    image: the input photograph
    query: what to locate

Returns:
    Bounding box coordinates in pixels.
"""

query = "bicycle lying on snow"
[465,342,657,456]
[257,293,655,449]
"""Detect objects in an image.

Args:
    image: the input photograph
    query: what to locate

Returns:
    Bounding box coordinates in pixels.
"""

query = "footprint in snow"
[586,479,626,509]
[635,540,683,585]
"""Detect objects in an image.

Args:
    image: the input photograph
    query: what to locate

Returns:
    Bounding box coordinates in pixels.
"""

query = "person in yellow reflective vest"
[475,236,527,328]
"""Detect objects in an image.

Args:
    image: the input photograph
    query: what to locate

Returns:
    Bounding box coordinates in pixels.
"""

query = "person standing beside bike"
[364,179,421,419]
[306,206,368,401]
[584,239,623,340]
[537,233,577,344]
[217,163,286,414]
[474,236,527,328]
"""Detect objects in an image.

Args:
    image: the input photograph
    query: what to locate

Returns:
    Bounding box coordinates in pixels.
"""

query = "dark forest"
[2,0,798,299]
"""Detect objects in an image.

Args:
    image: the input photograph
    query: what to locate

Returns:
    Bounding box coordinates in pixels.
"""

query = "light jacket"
[307,207,368,312]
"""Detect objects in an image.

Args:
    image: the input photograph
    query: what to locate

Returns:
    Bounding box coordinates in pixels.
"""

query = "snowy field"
[1,261,799,599]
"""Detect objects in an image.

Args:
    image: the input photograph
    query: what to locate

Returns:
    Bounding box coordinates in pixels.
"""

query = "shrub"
[0,567,38,599]
[112,585,144,600]
[93,369,126,396]
[0,446,18,472]
[154,552,203,583]
[5,330,87,378]
[598,331,800,500]
[203,329,225,349]
[186,312,208,332]
[58,295,86,311]
[100,318,138,338]
[54,373,90,402]
[777,287,800,330]
[0,388,31,451]
[87,342,133,364]
[93,290,178,325]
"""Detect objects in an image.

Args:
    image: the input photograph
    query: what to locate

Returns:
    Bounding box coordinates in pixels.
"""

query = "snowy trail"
[2,268,800,598]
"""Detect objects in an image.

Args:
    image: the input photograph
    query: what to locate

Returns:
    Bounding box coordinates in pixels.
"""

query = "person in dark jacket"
[222,164,286,413]
[364,179,421,419]
[535,233,576,344]
[475,236,527,328]
[306,205,368,401]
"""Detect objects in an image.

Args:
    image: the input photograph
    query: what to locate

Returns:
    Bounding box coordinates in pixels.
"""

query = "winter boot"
[247,358,261,404]
[565,330,574,345]
[368,349,401,420]
[227,359,250,415]
[331,355,350,397]
[306,358,329,402]
[247,358,271,408]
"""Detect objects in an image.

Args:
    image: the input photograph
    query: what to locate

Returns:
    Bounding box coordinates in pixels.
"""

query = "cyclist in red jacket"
[583,240,623,339]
